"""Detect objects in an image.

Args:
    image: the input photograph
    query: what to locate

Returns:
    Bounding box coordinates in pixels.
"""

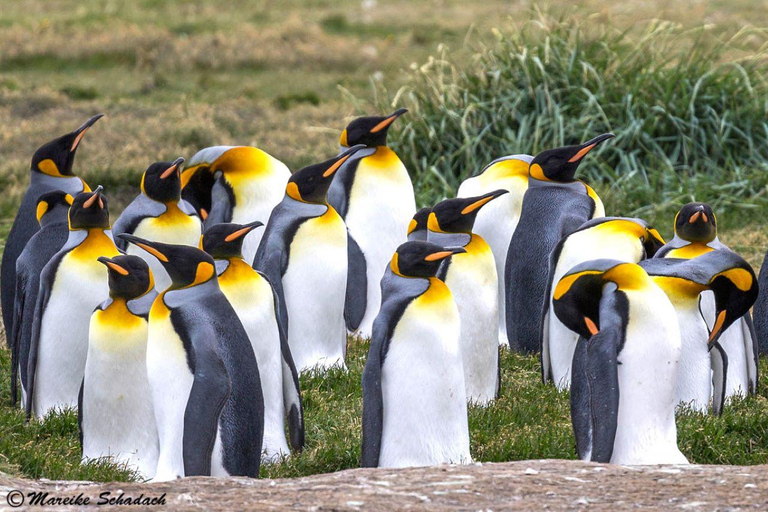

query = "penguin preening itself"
[328,109,417,338]
[361,241,471,468]
[254,145,366,372]
[553,259,688,465]
[505,133,614,353]
[1,114,101,348]
[201,222,304,460]
[427,190,508,405]
[540,217,665,390]
[118,234,264,480]
[112,158,202,292]
[656,202,758,402]
[407,207,430,241]
[10,191,74,406]
[181,146,290,264]
[458,154,532,346]
[81,255,159,479]
[640,252,758,415]
[26,187,119,419]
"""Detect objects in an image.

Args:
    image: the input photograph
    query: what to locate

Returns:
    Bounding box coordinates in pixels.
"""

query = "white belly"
[82,319,159,479]
[378,300,470,468]
[673,305,712,412]
[443,248,499,405]
[714,318,750,399]
[282,216,348,372]
[147,314,194,481]
[33,259,109,418]
[131,218,202,292]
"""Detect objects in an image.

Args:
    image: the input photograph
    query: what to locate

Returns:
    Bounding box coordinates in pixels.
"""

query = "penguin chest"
[284,208,348,291]
[133,208,202,245]
[444,241,498,336]
[147,304,191,376]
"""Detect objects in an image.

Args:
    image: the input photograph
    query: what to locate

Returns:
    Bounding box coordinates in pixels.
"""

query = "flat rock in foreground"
[1,460,766,510]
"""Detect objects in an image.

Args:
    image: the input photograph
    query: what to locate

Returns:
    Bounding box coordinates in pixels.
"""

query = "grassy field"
[2,0,768,482]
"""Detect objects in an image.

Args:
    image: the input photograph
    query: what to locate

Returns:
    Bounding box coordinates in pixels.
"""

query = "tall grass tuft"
[384,11,768,227]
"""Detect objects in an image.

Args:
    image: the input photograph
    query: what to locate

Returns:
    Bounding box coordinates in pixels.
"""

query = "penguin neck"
[163,278,220,308]
[528,176,584,191]
[427,230,471,249]
[338,145,377,162]
[30,171,85,193]
[39,208,69,229]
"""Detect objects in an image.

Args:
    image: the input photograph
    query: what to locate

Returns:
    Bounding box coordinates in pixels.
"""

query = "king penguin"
[406,207,430,241]
[201,222,304,460]
[457,154,532,346]
[181,146,290,264]
[80,255,159,479]
[25,187,120,419]
[641,252,758,414]
[505,134,614,353]
[327,110,417,338]
[118,234,264,480]
[112,158,202,292]
[655,202,758,400]
[361,241,470,468]
[1,114,101,346]
[427,190,509,404]
[10,191,73,406]
[552,259,688,465]
[540,217,665,389]
[254,145,366,372]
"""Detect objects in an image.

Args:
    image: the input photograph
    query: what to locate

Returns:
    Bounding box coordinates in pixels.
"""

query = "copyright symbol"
[6,490,24,507]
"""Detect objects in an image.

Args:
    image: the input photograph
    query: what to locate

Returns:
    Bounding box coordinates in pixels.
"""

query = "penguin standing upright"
[80,255,159,479]
[505,134,614,352]
[427,190,509,404]
[327,110,416,337]
[181,146,290,264]
[201,222,304,460]
[25,187,119,418]
[552,259,688,465]
[112,159,202,292]
[10,191,74,405]
[254,146,365,372]
[540,217,665,389]
[1,114,101,345]
[457,154,532,346]
[119,235,264,480]
[361,241,470,468]
[641,252,758,414]
[406,207,431,242]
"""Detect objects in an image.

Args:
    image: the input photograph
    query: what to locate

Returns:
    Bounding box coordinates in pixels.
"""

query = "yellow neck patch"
[650,276,706,302]
[417,277,453,306]
[480,158,529,184]
[667,243,713,259]
[603,263,649,291]
[70,229,120,262]
[150,291,170,321]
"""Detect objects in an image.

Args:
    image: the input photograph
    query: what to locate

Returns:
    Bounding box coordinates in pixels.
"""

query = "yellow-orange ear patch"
[194,261,215,284]
[569,143,596,163]
[137,243,168,263]
[713,268,753,292]
[36,202,49,224]
[407,218,417,234]
[286,182,303,201]
[65,194,75,205]
[529,163,548,181]
[38,159,62,177]
[390,252,402,276]
[427,212,442,233]
[340,129,349,147]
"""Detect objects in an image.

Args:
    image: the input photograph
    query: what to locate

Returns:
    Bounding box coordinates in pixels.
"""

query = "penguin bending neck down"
[118,234,264,480]
[406,207,431,241]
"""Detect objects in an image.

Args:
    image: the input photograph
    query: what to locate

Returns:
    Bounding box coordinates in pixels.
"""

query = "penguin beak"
[323,144,367,178]
[161,157,186,180]
[70,114,104,152]
[568,133,615,163]
[82,185,104,209]
[707,310,728,351]
[97,256,129,275]
[224,221,265,242]
[424,247,466,261]
[460,189,509,215]
[117,234,169,263]
[689,206,709,224]
[370,108,408,134]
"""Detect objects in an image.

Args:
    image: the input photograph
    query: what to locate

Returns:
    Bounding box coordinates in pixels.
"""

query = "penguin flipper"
[344,234,367,332]
[570,336,592,460]
[710,341,728,416]
[540,236,566,384]
[583,325,620,463]
[742,313,759,395]
[183,331,231,477]
[77,378,84,452]
[10,271,26,406]
[111,194,161,252]
[753,252,768,354]
[361,319,386,468]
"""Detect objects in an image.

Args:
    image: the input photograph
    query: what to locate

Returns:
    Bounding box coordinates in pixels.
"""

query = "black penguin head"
[35,190,74,226]
[340,109,408,148]
[141,158,185,203]
[31,114,103,177]
[68,186,110,230]
[407,207,431,241]
[674,202,717,243]
[201,221,264,259]
[529,133,614,182]
[428,190,508,234]
[286,144,366,204]
[98,255,154,299]
[390,241,466,278]
[118,234,216,290]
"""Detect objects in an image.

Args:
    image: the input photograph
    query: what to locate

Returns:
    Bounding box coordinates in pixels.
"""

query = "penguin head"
[286,144,366,204]
[201,221,264,260]
[98,255,154,299]
[407,207,431,241]
[35,190,75,226]
[674,202,717,243]
[427,190,508,234]
[340,109,408,148]
[390,241,466,278]
[31,114,103,177]
[117,234,216,290]
[529,133,614,182]
[141,158,185,203]
[705,256,757,349]
[68,186,109,230]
